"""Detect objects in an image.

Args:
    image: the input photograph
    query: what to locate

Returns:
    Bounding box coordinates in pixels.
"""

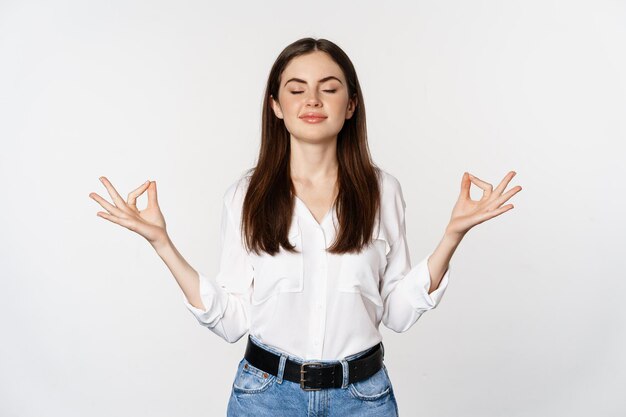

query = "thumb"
[148,181,159,207]
[460,172,471,198]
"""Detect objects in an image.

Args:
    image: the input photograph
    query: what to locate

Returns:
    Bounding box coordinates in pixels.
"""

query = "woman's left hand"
[445,171,522,238]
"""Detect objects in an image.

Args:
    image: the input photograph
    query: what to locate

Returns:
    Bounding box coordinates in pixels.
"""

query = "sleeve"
[380,179,451,333]
[182,190,254,343]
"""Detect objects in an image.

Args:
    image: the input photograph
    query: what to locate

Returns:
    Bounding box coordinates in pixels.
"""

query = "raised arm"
[90,176,253,343]
[381,170,523,333]
[178,190,254,343]
[379,176,452,333]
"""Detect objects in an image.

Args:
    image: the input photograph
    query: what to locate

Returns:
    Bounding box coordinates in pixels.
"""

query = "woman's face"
[270,51,357,144]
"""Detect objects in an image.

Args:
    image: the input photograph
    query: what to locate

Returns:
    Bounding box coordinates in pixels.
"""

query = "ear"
[345,94,358,120]
[270,94,284,119]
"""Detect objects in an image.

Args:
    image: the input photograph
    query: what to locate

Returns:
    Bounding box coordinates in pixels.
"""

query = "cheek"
[331,95,350,111]
[278,98,300,118]
[330,105,350,122]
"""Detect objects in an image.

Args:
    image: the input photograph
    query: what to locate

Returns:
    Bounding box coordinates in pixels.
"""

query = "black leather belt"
[243,335,385,391]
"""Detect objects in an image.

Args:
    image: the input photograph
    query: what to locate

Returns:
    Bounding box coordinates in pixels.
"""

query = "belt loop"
[340,359,349,389]
[277,354,287,384]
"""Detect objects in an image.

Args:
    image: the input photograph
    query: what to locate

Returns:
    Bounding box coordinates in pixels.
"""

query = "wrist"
[443,227,465,245]
[151,232,172,253]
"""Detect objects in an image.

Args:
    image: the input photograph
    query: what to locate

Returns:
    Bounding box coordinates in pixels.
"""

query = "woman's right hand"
[89,177,168,247]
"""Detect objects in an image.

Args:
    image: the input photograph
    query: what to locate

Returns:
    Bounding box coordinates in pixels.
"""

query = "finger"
[482,204,515,222]
[460,172,471,199]
[89,192,127,217]
[468,173,493,196]
[494,171,517,196]
[99,176,131,213]
[489,184,522,210]
[96,210,136,230]
[128,180,151,208]
[147,181,158,208]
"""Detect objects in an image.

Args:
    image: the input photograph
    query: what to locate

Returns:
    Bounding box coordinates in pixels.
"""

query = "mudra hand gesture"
[446,171,523,238]
[89,177,168,247]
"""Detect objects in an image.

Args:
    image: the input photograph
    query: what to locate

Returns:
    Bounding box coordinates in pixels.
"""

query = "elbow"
[206,320,248,344]
[224,331,247,344]
[384,323,411,334]
[382,310,425,333]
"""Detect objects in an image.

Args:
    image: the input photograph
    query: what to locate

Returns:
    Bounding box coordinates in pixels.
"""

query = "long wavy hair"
[241,37,382,256]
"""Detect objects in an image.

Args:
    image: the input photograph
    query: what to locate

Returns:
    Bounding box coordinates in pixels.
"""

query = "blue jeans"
[227,335,400,416]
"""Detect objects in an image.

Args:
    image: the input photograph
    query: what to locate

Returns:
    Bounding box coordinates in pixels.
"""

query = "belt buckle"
[300,362,323,391]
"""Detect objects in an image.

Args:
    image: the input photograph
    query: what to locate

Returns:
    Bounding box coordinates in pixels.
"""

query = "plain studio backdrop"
[1,0,624,416]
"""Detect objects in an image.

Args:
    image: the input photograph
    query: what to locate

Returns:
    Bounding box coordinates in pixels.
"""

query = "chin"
[291,132,339,143]
[289,125,342,142]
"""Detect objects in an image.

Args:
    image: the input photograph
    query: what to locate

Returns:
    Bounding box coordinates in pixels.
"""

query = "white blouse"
[183,169,451,360]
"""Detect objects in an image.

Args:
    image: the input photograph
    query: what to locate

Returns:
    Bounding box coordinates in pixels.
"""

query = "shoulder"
[223,172,251,202]
[374,167,407,246]
[376,167,405,208]
[221,171,253,219]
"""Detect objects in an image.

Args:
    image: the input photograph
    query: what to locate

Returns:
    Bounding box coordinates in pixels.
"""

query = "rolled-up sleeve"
[380,179,451,333]
[182,187,253,343]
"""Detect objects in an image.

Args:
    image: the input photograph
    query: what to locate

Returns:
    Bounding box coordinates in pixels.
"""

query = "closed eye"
[290,90,337,95]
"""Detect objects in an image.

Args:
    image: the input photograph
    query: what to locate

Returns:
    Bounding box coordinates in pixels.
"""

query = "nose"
[304,90,322,107]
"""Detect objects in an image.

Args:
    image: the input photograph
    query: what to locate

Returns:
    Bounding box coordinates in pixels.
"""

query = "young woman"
[90,37,522,416]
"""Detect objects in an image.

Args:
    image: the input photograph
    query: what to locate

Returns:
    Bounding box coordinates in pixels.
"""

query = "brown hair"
[241,37,382,256]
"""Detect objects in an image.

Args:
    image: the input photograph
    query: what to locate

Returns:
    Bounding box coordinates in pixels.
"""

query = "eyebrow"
[284,76,343,87]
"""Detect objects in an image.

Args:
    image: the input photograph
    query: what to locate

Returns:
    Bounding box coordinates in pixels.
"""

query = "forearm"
[426,231,463,294]
[151,235,205,310]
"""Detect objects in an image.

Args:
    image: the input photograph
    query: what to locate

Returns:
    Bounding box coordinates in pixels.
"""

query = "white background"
[1,0,624,416]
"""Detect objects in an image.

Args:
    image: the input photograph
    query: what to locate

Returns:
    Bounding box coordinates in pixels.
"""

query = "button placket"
[314,229,329,357]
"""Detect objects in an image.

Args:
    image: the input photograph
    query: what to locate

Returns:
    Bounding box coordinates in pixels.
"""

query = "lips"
[299,112,327,123]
